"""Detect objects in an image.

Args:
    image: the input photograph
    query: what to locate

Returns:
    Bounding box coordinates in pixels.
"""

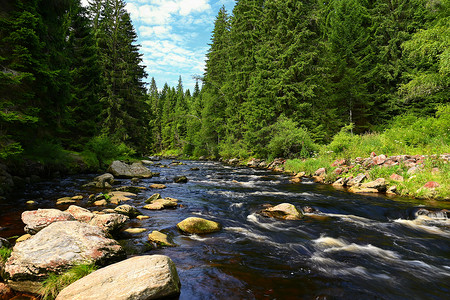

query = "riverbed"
[1,160,449,299]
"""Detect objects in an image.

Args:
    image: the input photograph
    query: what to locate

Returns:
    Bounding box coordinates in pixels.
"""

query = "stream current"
[1,160,449,299]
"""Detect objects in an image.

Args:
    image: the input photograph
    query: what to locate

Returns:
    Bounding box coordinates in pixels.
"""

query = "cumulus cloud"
[80,0,233,90]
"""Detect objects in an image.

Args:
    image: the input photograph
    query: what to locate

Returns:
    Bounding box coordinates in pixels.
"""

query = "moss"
[177,217,221,234]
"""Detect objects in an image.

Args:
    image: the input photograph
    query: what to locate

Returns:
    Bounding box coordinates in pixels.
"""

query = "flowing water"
[1,160,449,300]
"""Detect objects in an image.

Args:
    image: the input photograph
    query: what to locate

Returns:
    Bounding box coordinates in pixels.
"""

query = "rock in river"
[107,161,153,178]
[56,255,180,300]
[177,217,221,234]
[5,221,124,281]
[260,203,303,220]
[148,231,175,247]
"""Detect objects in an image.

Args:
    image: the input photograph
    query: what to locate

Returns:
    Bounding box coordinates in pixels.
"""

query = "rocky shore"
[224,154,450,200]
[0,160,221,299]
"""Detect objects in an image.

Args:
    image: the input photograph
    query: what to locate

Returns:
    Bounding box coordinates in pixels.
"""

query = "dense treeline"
[151,0,449,159]
[0,0,148,165]
[1,0,448,166]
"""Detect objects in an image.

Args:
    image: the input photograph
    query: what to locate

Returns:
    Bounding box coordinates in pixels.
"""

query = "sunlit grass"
[40,263,97,300]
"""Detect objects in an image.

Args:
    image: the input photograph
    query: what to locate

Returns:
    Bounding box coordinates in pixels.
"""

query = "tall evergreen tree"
[200,6,231,156]
[65,0,102,149]
[90,0,149,152]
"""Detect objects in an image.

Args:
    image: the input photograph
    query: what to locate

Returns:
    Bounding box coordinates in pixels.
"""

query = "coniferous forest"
[1,0,449,166]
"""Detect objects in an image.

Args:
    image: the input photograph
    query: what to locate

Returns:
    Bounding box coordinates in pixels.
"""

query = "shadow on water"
[1,160,449,299]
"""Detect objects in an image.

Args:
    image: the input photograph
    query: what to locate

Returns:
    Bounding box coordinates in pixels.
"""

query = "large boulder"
[261,203,303,220]
[5,221,124,281]
[89,214,129,233]
[177,217,221,234]
[21,209,75,234]
[107,161,153,178]
[55,255,180,300]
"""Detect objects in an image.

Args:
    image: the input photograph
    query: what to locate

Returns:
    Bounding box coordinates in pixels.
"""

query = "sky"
[81,0,236,91]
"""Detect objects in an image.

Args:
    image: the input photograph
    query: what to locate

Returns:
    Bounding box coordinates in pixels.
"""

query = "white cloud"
[127,0,211,25]
[78,0,218,90]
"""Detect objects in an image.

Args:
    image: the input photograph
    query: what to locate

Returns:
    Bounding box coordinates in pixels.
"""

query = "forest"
[0,0,449,168]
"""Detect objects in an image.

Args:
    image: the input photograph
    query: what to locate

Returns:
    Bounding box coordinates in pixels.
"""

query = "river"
[1,160,449,299]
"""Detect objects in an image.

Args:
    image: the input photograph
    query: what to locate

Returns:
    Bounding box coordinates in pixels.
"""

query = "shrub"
[82,135,136,169]
[219,137,252,159]
[267,115,318,159]
[325,123,358,157]
[40,263,97,300]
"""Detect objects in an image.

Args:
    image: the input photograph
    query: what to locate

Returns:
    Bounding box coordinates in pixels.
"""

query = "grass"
[40,263,97,300]
[0,247,12,264]
[284,156,334,176]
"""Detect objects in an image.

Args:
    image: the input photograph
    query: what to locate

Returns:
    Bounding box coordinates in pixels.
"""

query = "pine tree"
[65,0,102,149]
[200,6,231,156]
[91,0,149,152]
[324,0,373,133]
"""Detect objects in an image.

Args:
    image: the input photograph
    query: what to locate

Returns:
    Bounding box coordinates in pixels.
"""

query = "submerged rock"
[260,203,303,220]
[56,255,180,300]
[5,221,124,281]
[150,183,166,189]
[173,176,188,183]
[123,228,147,234]
[414,208,449,220]
[177,217,221,234]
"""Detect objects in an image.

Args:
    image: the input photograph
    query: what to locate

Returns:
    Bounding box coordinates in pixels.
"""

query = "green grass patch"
[284,156,334,176]
[40,263,97,300]
[0,247,12,264]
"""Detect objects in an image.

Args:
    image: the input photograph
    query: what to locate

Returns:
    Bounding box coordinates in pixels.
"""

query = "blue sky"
[82,0,236,91]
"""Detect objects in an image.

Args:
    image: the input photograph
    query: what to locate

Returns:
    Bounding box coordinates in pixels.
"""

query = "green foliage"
[0,247,12,264]
[82,135,136,170]
[267,116,318,159]
[40,263,97,300]
[284,156,333,177]
[218,137,251,160]
[23,141,71,167]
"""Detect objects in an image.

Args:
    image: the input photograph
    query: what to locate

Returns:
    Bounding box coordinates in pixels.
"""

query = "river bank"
[221,153,450,201]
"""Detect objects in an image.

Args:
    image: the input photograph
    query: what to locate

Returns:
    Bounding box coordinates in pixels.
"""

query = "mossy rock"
[177,217,221,234]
